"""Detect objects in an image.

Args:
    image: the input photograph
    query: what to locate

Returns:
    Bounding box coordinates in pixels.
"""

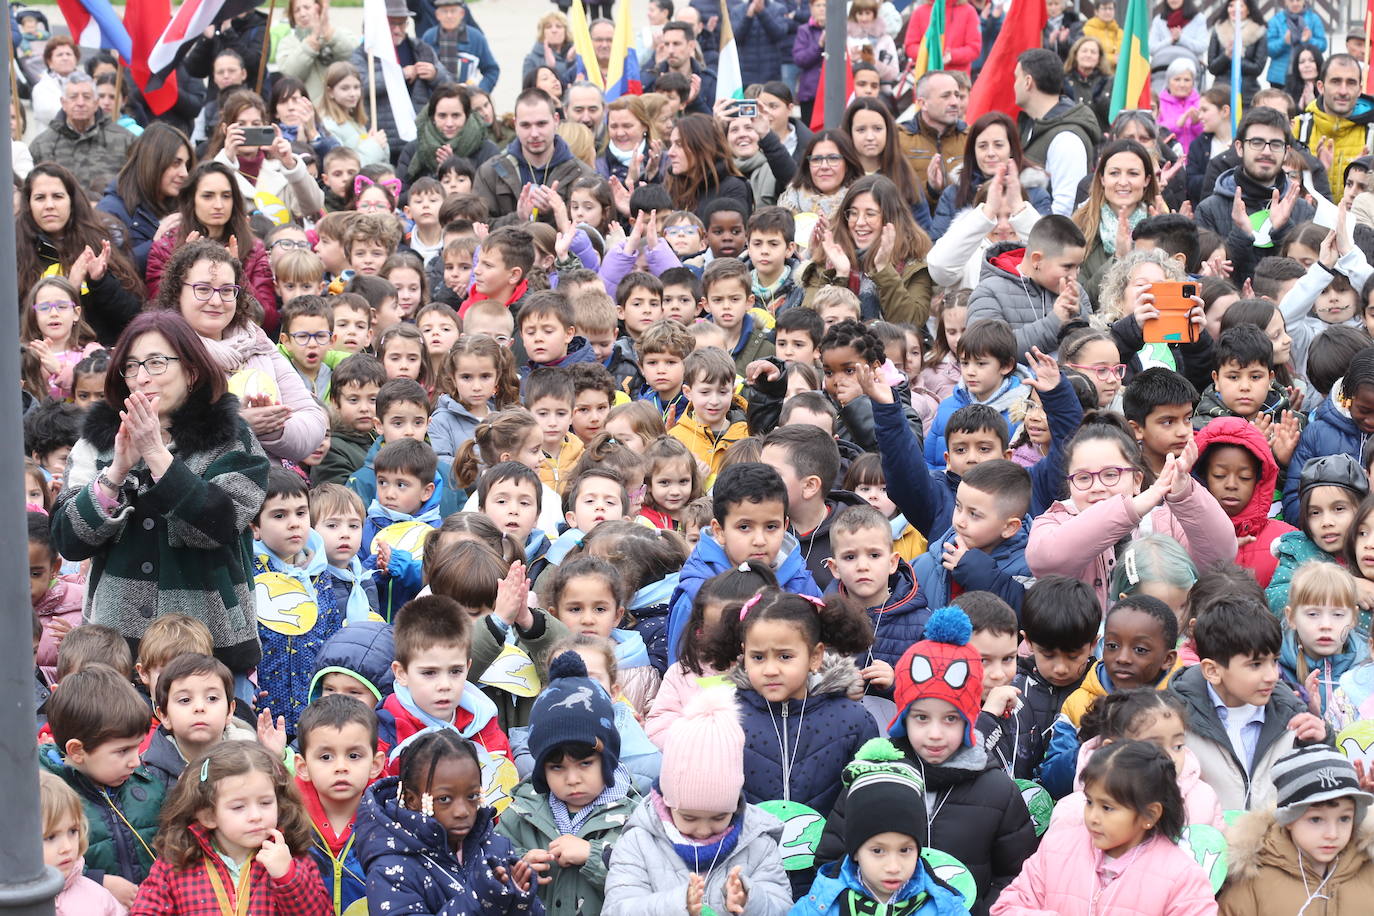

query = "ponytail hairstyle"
[581,519,689,597]
[572,433,647,490]
[1079,739,1186,843]
[397,730,482,813]
[440,333,520,409]
[1078,688,1190,745]
[1064,410,1149,497]
[429,511,525,567]
[704,586,874,670]
[641,435,704,514]
[1108,533,1198,607]
[680,562,778,675]
[452,409,540,487]
[154,741,313,868]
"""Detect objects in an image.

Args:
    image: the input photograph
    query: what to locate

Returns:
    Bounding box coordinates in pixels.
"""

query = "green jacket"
[311,426,376,487]
[731,315,776,377]
[495,780,639,915]
[38,743,165,885]
[470,610,571,732]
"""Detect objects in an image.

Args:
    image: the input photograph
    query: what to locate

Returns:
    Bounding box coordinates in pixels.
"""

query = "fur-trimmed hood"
[1227,805,1374,883]
[81,385,244,456]
[726,648,864,699]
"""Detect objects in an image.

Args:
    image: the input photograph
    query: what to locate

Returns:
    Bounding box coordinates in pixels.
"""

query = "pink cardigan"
[904,2,981,72]
[1026,479,1237,611]
[1047,736,1225,833]
[991,830,1218,916]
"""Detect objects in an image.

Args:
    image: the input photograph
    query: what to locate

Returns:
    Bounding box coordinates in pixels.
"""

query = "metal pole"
[823,0,846,128]
[0,26,61,916]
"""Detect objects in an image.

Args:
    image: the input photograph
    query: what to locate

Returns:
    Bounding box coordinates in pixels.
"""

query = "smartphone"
[736,99,758,119]
[240,126,276,146]
[1141,281,1199,344]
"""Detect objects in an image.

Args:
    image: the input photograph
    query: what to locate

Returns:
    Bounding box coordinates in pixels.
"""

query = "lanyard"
[311,822,359,916]
[205,856,254,916]
[102,790,156,863]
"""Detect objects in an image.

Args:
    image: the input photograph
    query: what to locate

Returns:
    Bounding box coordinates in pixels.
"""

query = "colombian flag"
[911,0,945,81]
[605,0,642,99]
[570,0,606,90]
[1109,0,1151,119]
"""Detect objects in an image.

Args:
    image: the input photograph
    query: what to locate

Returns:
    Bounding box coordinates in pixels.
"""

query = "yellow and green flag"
[912,0,945,81]
[1109,0,1151,118]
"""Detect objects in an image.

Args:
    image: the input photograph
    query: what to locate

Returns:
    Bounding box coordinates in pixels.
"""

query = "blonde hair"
[536,10,570,44]
[319,61,367,128]
[607,401,668,446]
[812,286,862,318]
[573,290,619,336]
[39,771,87,856]
[309,482,366,525]
[1097,248,1184,322]
[1286,562,1360,681]
[558,122,597,169]
[136,614,214,672]
[274,248,326,286]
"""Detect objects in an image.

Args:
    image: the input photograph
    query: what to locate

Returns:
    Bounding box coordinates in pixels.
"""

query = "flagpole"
[256,0,278,94]
[368,51,379,134]
[823,0,845,127]
[0,3,65,911]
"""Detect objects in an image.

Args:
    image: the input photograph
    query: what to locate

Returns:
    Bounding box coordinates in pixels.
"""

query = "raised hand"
[854,360,894,405]
[1270,179,1302,231]
[494,560,531,628]
[257,707,287,758]
[927,152,944,191]
[1053,276,1080,323]
[1268,410,1301,467]
[1231,188,1254,238]
[872,222,896,274]
[687,873,705,916]
[121,391,165,457]
[1023,346,1061,392]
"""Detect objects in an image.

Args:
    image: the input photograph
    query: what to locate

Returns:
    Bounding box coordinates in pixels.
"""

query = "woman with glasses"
[51,310,271,687]
[97,123,196,275]
[931,111,1053,240]
[1098,248,1214,395]
[148,240,327,465]
[1026,411,1237,611]
[801,174,933,325]
[1071,138,1160,303]
[779,129,864,219]
[17,163,145,348]
[145,161,279,336]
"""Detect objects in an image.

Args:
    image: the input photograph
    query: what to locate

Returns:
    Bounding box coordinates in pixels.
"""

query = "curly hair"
[1096,248,1184,322]
[819,318,886,365]
[154,742,313,869]
[147,239,252,333]
[440,333,520,410]
[703,586,874,671]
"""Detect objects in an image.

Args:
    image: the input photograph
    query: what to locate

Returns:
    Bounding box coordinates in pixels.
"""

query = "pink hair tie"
[739,593,764,620]
[799,595,826,610]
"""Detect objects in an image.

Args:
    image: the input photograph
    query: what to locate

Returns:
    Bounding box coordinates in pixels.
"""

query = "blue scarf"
[328,555,378,623]
[366,497,442,528]
[890,514,911,542]
[545,527,585,567]
[653,792,743,872]
[612,629,652,669]
[386,682,502,761]
[629,574,678,610]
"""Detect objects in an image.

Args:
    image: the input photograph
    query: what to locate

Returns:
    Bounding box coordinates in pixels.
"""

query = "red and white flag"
[147,0,259,80]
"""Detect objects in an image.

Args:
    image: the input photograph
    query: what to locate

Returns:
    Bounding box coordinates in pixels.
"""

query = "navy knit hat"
[528,651,620,793]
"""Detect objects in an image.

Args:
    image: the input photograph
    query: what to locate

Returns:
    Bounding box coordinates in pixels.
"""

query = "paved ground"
[23,0,650,112]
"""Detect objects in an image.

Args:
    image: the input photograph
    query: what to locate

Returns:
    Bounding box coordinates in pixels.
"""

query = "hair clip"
[739,593,764,621]
[1122,548,1140,587]
[799,595,826,611]
[421,792,435,818]
[605,436,619,445]
[199,758,210,782]
[737,563,751,572]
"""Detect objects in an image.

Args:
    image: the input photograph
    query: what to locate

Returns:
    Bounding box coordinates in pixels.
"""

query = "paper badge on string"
[371,520,433,560]
[921,848,976,903]
[254,572,319,636]
[478,644,542,698]
[479,746,520,815]
[757,800,824,871]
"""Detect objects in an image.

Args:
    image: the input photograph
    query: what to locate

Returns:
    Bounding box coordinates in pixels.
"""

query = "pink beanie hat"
[661,687,745,812]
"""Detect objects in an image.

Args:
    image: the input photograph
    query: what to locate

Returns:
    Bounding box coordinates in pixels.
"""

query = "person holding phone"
[207,88,326,223]
[716,96,795,208]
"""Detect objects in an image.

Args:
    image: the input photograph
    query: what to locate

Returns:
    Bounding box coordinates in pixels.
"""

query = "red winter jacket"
[1193,416,1296,588]
[904,2,982,72]
[129,824,331,916]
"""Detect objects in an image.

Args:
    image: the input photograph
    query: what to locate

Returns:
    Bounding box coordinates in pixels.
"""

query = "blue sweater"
[912,520,1032,613]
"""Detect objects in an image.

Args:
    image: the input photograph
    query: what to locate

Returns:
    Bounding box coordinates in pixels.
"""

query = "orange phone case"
[1140,281,1199,344]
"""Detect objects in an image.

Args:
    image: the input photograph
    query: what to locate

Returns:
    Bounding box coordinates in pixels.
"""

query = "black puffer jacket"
[817,737,1037,916]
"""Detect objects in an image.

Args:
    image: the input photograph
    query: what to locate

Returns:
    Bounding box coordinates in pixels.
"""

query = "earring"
[421,792,435,818]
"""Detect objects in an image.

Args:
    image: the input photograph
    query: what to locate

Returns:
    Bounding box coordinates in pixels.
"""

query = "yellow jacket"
[893,521,928,564]
[1082,17,1122,65]
[1294,99,1374,202]
[540,432,584,494]
[668,412,750,488]
[1059,656,1184,728]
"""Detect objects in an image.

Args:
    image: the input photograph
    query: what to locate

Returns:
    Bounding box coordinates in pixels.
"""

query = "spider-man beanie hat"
[528,650,620,792]
[888,607,984,747]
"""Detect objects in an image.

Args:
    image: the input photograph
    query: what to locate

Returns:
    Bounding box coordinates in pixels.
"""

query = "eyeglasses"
[1243,137,1287,152]
[845,208,882,222]
[270,238,311,252]
[663,226,699,237]
[120,355,180,378]
[809,153,844,165]
[1066,466,1136,491]
[1066,362,1127,381]
[287,330,331,345]
[183,282,241,302]
[32,300,74,314]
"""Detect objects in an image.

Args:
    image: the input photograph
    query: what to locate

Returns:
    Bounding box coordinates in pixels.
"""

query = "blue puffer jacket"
[873,398,959,542]
[1281,384,1370,522]
[836,559,930,676]
[790,855,970,916]
[924,376,1028,472]
[355,776,543,916]
[666,531,821,665]
[428,394,485,467]
[912,519,1033,612]
[628,574,677,675]
[96,181,161,273]
[252,530,350,732]
[729,654,879,816]
[306,619,397,705]
[1265,12,1326,86]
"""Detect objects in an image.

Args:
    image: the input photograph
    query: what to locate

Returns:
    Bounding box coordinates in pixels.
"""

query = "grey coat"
[603,801,793,916]
[965,240,1090,358]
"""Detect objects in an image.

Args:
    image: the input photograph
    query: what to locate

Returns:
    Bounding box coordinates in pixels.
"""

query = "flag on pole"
[715,0,741,102]
[54,0,131,56]
[124,0,180,113]
[809,51,853,131]
[569,0,606,89]
[604,0,641,100]
[911,0,944,81]
[147,0,258,80]
[1108,0,1151,118]
[1230,4,1244,133]
[361,0,416,142]
[965,0,1047,122]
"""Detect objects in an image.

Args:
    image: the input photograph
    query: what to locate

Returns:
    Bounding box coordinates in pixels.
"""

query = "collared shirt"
[1206,682,1267,773]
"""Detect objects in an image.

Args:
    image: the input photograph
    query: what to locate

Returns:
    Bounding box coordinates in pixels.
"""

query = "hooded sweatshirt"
[375,681,512,778]
[793,855,971,916]
[54,856,123,916]
[924,375,1029,472]
[305,620,397,706]
[965,243,1092,356]
[1193,416,1297,587]
[428,393,487,467]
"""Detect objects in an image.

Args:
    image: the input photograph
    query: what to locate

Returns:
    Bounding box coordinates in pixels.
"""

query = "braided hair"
[397,730,481,811]
[819,318,886,366]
